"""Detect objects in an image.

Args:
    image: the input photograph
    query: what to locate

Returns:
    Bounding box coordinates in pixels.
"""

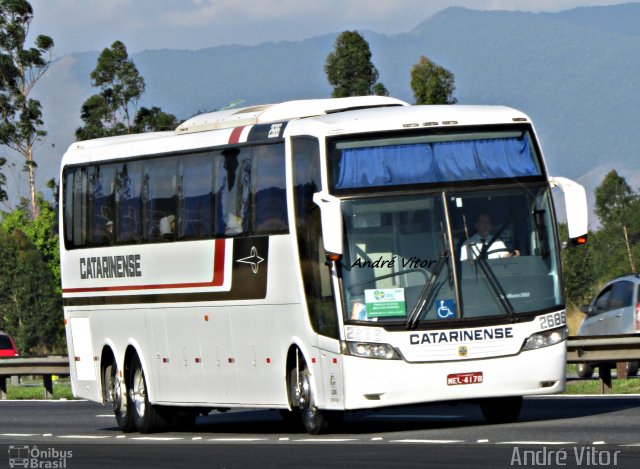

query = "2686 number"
[539,311,566,330]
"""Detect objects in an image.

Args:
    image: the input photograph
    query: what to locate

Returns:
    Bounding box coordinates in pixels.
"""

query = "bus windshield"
[340,185,562,325]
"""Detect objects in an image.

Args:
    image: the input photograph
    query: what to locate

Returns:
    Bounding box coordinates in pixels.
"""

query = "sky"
[30,0,639,57]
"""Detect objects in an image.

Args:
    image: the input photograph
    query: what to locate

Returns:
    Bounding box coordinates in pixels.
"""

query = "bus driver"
[460,213,520,261]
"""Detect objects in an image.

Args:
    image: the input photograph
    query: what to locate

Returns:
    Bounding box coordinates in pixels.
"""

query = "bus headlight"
[521,327,567,351]
[341,341,401,360]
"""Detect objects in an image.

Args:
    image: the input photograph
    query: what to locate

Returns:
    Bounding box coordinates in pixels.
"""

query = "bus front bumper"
[340,342,566,410]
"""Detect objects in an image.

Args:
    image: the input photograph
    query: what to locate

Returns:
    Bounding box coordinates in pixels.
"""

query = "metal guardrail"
[0,355,70,399]
[566,334,640,394]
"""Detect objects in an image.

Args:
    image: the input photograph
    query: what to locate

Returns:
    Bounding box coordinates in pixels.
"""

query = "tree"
[410,55,457,105]
[133,106,179,133]
[0,228,63,354]
[594,170,636,227]
[1,193,59,289]
[0,156,7,202]
[76,41,177,140]
[593,170,640,272]
[325,31,388,98]
[0,0,53,219]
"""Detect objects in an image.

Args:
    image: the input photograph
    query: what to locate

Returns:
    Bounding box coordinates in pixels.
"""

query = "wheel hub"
[294,373,311,409]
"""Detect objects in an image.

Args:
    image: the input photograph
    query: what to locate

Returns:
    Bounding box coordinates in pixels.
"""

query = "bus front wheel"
[289,363,328,435]
[480,396,523,424]
[129,355,168,433]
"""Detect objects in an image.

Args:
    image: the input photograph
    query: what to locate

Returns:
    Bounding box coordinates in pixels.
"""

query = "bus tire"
[480,396,523,424]
[105,360,135,432]
[289,362,328,435]
[129,355,168,433]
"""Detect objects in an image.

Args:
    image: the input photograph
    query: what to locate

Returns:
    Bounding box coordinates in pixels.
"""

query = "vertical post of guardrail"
[599,365,612,394]
[43,375,53,399]
[616,362,627,380]
[0,376,7,399]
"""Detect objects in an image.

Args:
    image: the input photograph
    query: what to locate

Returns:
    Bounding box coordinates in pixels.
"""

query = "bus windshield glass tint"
[329,128,542,192]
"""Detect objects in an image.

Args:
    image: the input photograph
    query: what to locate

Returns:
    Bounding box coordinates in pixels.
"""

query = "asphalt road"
[1,396,640,468]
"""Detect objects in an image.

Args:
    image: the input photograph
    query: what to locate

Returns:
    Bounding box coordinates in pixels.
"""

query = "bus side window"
[115,162,143,243]
[215,148,250,237]
[87,165,116,246]
[143,157,178,241]
[252,144,288,234]
[64,167,89,248]
[178,154,214,239]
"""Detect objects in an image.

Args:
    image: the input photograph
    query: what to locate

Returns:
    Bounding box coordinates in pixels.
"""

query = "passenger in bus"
[93,219,114,245]
[159,215,176,240]
[460,213,520,261]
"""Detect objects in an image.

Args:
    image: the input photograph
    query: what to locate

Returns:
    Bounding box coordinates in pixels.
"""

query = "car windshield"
[340,185,562,325]
[0,335,14,350]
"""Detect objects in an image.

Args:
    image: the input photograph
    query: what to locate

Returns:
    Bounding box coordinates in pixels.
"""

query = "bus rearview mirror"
[312,192,343,255]
[549,176,588,246]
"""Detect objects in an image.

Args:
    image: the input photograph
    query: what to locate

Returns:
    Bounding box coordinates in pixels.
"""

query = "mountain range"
[21,3,640,224]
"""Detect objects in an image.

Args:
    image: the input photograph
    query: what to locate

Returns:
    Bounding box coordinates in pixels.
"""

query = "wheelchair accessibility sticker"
[436,299,456,319]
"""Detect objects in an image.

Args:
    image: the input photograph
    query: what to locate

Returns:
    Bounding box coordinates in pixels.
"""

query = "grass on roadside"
[6,383,74,400]
[564,378,640,394]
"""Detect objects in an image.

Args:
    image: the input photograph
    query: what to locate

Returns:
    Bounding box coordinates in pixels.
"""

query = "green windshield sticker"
[364,288,406,318]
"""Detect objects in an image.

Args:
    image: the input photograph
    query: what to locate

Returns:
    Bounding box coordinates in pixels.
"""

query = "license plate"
[447,372,483,386]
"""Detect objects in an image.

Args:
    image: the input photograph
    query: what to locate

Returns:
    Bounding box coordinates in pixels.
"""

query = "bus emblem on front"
[237,246,264,274]
[458,346,468,357]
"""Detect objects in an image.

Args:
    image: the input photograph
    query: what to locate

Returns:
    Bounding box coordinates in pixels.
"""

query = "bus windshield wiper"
[473,255,515,319]
[406,250,449,330]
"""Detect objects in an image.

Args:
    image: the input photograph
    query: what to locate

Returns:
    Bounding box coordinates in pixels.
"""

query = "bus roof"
[297,104,531,132]
[62,98,532,162]
[174,96,408,135]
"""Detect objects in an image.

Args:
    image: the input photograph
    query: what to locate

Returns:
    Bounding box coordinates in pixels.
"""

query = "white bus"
[60,96,588,434]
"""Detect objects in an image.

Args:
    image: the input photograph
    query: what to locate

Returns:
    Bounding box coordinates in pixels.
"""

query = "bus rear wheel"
[105,359,135,432]
[289,362,329,435]
[129,355,168,433]
[480,396,523,424]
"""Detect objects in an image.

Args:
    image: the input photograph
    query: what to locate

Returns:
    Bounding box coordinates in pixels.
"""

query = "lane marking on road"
[389,439,464,444]
[528,394,640,398]
[371,437,383,441]
[620,443,640,447]
[477,439,490,443]
[0,399,88,403]
[1,433,37,437]
[59,435,111,439]
[96,414,115,418]
[592,441,606,445]
[498,441,576,445]
[131,437,184,441]
[293,438,359,442]
[366,414,463,419]
[207,438,268,442]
